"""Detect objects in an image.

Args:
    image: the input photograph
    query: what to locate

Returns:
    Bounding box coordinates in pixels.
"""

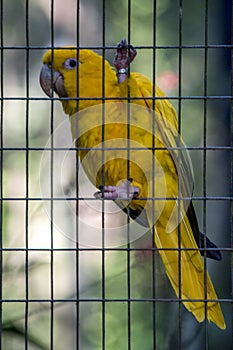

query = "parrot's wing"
[156,112,194,211]
[132,72,194,202]
[150,93,221,260]
[131,75,225,328]
[132,72,178,130]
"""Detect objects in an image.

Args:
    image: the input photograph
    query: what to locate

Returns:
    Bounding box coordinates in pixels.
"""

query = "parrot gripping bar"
[114,38,137,83]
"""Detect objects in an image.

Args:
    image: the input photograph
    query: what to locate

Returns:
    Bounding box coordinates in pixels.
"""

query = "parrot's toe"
[94,179,140,200]
[114,38,137,83]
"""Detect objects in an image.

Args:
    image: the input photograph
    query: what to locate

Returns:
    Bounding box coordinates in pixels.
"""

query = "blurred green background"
[1,0,231,349]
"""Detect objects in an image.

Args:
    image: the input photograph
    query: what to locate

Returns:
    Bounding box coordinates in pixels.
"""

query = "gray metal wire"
[0,0,232,349]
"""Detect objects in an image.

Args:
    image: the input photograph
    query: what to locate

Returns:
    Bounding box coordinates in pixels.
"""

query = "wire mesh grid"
[0,0,232,349]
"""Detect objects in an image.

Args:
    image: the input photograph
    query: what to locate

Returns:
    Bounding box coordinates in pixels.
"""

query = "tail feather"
[148,205,226,329]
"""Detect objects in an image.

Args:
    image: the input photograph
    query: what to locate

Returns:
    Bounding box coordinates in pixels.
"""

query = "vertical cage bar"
[101,1,106,349]
[24,0,29,349]
[203,0,209,347]
[49,0,55,348]
[178,1,183,348]
[127,1,132,349]
[0,0,3,348]
[231,0,233,342]
[152,1,157,348]
[75,1,80,349]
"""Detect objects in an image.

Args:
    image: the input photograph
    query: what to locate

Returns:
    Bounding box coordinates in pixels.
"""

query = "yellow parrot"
[39,39,226,329]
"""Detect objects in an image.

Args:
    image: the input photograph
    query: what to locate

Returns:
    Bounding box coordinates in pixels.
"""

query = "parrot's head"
[40,48,113,115]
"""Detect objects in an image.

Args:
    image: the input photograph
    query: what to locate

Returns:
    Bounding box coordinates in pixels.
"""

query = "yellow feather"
[41,48,226,329]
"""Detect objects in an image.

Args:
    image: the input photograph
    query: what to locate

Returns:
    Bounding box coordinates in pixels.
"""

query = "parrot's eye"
[63,58,79,70]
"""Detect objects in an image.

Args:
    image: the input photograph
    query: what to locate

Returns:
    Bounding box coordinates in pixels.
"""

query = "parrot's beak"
[39,64,67,97]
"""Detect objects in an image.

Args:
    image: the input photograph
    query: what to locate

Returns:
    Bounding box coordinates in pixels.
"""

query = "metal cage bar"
[0,0,3,348]
[25,1,30,349]
[203,0,209,344]
[0,0,232,349]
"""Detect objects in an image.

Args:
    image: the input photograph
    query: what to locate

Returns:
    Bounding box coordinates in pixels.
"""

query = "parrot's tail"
[154,216,226,330]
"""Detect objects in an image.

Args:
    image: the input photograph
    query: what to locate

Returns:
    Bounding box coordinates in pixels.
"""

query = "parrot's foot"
[114,38,137,83]
[94,179,140,199]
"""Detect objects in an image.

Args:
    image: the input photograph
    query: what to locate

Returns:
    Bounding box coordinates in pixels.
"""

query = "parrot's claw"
[94,179,140,200]
[114,38,137,83]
